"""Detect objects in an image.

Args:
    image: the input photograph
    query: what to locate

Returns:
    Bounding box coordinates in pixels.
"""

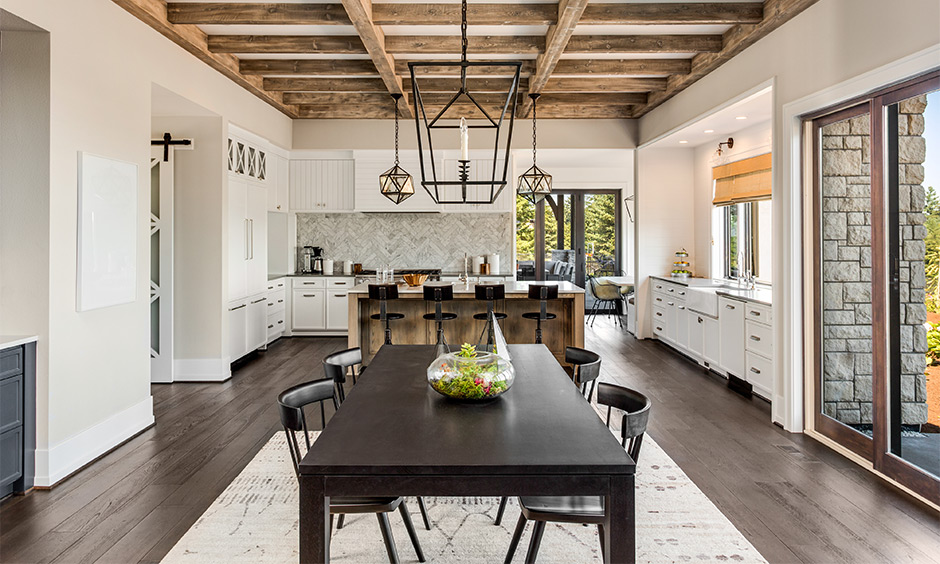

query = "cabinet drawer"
[652,294,667,308]
[265,278,287,292]
[0,347,23,381]
[266,288,286,315]
[293,278,326,289]
[267,311,286,337]
[745,302,772,326]
[0,427,22,487]
[745,351,773,399]
[0,374,23,434]
[652,305,667,325]
[745,320,773,358]
[652,280,669,297]
[327,278,354,289]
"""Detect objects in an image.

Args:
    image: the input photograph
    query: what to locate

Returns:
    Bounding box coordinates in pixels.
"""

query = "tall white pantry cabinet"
[227,134,271,363]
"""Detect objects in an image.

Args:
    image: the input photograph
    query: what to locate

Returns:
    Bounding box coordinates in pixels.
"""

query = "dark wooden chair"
[323,347,433,532]
[502,382,651,564]
[473,284,508,346]
[369,284,405,345]
[422,284,457,347]
[277,379,426,564]
[494,347,602,526]
[521,285,559,344]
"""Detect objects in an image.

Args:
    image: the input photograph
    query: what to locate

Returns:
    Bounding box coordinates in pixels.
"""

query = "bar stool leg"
[535,319,543,344]
[384,318,393,345]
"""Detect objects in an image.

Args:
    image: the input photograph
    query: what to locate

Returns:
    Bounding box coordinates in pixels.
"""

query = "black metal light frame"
[408,0,521,205]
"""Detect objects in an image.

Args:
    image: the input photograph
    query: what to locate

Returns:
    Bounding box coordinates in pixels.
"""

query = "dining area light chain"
[379,93,415,205]
[517,93,552,204]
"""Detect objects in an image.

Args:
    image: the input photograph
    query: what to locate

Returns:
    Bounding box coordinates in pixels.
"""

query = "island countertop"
[348,280,585,295]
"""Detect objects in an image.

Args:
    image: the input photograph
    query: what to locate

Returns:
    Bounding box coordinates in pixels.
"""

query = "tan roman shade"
[712,153,772,205]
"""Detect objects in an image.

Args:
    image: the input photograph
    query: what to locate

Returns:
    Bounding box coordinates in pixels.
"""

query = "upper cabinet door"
[353,151,441,212]
[290,160,354,212]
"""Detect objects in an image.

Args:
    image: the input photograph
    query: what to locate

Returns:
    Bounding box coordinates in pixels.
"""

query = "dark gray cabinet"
[0,342,35,499]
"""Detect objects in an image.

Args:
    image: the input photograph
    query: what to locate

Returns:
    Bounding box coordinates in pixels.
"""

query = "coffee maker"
[301,246,315,274]
[311,246,324,274]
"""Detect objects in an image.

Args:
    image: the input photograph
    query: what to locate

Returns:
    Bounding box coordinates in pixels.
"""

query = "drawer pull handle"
[335,294,346,298]
[667,288,674,292]
[655,326,663,331]
[750,367,761,374]
[679,291,686,296]
[229,304,246,311]
[749,311,761,316]
[251,298,266,304]
[667,302,674,306]
[726,304,736,310]
[656,297,662,302]
[750,335,761,342]
[278,299,284,303]
[697,317,703,323]
[303,294,317,297]
[278,320,283,325]
[655,285,662,289]
[334,282,347,285]
[267,324,274,329]
[679,306,685,310]
[268,302,274,307]
[655,312,663,317]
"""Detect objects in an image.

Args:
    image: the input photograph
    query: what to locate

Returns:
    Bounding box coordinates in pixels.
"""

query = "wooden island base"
[347,281,585,365]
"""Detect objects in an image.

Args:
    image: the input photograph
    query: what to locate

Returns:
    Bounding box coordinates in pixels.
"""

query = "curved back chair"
[323,347,363,405]
[587,276,624,328]
[566,347,602,402]
[503,383,651,564]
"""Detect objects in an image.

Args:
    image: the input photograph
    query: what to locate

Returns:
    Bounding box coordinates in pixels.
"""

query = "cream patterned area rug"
[162,430,767,563]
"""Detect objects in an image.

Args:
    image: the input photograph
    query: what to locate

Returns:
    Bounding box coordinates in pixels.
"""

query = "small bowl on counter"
[403,273,429,287]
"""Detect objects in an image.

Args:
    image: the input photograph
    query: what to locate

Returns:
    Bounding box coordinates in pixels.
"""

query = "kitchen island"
[348,280,585,365]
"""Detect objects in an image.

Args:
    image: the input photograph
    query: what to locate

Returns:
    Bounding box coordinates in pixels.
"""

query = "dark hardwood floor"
[1,324,938,564]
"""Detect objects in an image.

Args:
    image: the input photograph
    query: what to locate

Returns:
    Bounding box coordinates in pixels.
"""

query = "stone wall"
[820,97,929,426]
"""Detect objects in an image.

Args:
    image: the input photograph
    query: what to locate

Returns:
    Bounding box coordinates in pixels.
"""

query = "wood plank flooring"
[1,325,938,564]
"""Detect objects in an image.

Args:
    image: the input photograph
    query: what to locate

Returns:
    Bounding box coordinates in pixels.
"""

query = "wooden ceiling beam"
[634,0,819,117]
[565,34,723,54]
[207,35,368,54]
[373,3,556,25]
[386,35,543,55]
[166,3,351,25]
[295,104,633,119]
[283,92,399,105]
[264,77,388,92]
[414,92,647,106]
[580,2,764,25]
[405,77,529,93]
[552,58,691,76]
[112,0,293,117]
[398,60,537,77]
[542,77,667,92]
[520,0,590,117]
[340,0,411,117]
[240,59,378,76]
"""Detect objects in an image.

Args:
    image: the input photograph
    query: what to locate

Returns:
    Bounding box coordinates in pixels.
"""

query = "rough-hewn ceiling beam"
[340,0,411,117]
[264,77,389,92]
[634,0,818,116]
[112,0,294,116]
[398,60,537,77]
[565,34,723,54]
[552,58,692,76]
[520,0,590,117]
[207,35,368,54]
[294,103,633,119]
[385,36,544,55]
[167,2,763,26]
[542,77,667,92]
[240,59,378,76]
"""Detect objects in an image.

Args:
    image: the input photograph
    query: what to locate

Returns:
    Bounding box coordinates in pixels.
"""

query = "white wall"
[0,24,50,465]
[635,148,695,338]
[637,0,940,431]
[692,121,772,278]
[0,0,292,486]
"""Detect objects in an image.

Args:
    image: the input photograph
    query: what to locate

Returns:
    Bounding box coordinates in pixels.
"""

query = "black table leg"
[300,475,330,563]
[607,474,636,564]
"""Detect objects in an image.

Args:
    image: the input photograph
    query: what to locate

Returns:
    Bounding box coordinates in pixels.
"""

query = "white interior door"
[150,148,174,383]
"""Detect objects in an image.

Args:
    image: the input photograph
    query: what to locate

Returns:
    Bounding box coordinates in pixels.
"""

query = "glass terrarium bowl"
[427,350,515,402]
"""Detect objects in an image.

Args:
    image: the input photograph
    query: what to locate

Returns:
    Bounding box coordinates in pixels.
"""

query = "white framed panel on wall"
[76,152,138,312]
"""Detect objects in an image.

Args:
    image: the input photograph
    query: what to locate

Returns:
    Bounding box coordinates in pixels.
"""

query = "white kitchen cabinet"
[326,289,349,330]
[267,155,289,212]
[676,303,690,350]
[689,312,705,358]
[247,185,268,296]
[292,289,326,330]
[228,176,268,301]
[703,315,720,368]
[247,295,267,351]
[718,296,745,378]
[290,159,354,212]
[265,278,287,344]
[353,152,441,212]
[664,299,678,343]
[745,351,773,399]
[227,299,248,361]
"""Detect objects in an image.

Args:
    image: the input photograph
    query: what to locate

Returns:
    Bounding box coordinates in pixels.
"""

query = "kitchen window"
[712,154,772,283]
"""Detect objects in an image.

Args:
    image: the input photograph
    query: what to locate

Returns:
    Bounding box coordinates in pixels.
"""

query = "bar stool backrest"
[277,378,338,476]
[423,284,454,302]
[368,283,399,301]
[596,382,652,463]
[475,284,505,301]
[527,284,559,301]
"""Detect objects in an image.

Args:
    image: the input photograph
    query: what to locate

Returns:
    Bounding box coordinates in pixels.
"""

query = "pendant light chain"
[532,96,538,166]
[394,96,400,166]
[461,0,468,63]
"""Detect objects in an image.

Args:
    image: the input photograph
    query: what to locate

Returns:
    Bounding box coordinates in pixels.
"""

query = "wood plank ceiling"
[115,0,818,119]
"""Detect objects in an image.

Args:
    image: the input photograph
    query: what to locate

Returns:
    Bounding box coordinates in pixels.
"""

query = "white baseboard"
[173,358,232,382]
[34,396,154,487]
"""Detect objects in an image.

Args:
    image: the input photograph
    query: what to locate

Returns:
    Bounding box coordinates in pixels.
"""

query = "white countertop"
[651,275,772,306]
[0,335,38,350]
[349,280,584,295]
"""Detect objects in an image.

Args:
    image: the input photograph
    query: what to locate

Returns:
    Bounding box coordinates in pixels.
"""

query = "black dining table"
[299,344,636,563]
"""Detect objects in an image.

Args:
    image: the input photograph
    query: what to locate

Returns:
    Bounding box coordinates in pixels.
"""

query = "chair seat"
[521,312,558,321]
[519,496,605,524]
[370,312,405,321]
[330,496,402,514]
[472,312,508,321]
[422,312,458,321]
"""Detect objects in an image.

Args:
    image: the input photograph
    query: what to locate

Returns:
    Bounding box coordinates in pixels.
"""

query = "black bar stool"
[369,284,405,345]
[521,285,559,344]
[422,284,457,347]
[473,284,508,346]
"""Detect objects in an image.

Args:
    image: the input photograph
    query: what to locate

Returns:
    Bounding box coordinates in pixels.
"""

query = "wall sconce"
[717,137,734,156]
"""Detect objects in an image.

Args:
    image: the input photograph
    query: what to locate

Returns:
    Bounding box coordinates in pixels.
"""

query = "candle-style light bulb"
[459,117,469,161]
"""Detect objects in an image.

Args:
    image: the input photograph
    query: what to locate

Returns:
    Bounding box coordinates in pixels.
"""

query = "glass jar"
[427,349,515,402]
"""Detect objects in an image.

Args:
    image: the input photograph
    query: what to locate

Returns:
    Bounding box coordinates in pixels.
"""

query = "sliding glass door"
[810,70,939,504]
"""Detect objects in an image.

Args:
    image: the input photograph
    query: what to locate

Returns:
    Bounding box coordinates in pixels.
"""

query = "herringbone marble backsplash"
[296,213,513,274]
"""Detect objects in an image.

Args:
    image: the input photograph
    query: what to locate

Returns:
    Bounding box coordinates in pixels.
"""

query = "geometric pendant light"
[517,93,552,204]
[379,93,415,204]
